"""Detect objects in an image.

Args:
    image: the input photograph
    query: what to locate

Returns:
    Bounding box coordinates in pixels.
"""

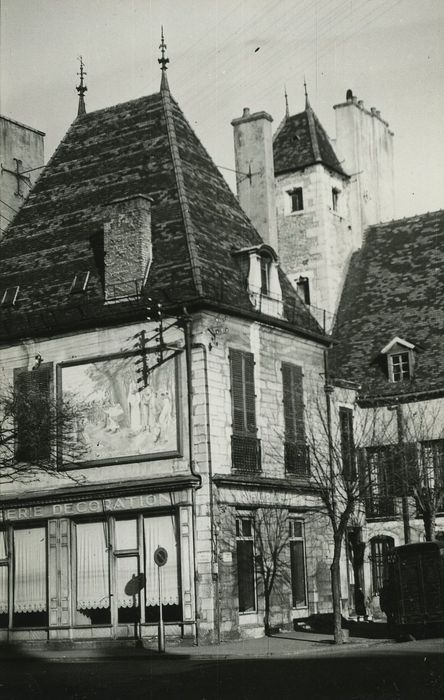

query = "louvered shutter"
[339,407,356,480]
[229,349,256,436]
[282,363,305,443]
[14,363,53,461]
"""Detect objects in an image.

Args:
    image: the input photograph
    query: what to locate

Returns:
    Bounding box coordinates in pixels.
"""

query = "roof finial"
[158,26,170,91]
[76,56,87,116]
[284,85,289,118]
[304,76,310,109]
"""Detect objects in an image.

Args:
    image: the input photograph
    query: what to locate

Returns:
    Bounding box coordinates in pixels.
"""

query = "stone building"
[0,57,342,646]
[0,115,45,241]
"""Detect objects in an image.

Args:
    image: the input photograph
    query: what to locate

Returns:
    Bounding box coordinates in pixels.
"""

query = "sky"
[1,0,443,219]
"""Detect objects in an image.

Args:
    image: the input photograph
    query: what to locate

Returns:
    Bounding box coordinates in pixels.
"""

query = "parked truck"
[388,541,444,639]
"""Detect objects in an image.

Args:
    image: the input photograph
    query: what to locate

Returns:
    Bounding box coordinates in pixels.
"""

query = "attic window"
[289,187,304,212]
[380,337,415,383]
[332,188,340,212]
[260,253,272,296]
[389,352,410,382]
[70,271,90,294]
[1,286,19,307]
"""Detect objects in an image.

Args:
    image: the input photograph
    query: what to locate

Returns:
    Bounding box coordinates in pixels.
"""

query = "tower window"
[332,188,340,212]
[289,187,303,212]
[1,286,19,307]
[296,276,310,305]
[70,271,90,294]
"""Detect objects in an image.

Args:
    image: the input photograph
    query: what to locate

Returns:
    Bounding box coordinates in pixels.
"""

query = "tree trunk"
[424,509,436,542]
[264,589,271,636]
[331,537,346,644]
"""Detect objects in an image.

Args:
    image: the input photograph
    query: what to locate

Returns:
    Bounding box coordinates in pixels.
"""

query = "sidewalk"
[0,628,392,662]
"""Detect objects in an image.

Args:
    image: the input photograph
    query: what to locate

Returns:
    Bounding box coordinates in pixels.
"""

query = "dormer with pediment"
[380,337,417,383]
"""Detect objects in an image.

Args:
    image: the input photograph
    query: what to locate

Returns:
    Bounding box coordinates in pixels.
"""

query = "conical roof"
[273,104,347,177]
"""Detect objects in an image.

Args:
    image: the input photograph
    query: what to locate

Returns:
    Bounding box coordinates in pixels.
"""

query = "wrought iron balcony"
[231,435,261,473]
[284,441,310,477]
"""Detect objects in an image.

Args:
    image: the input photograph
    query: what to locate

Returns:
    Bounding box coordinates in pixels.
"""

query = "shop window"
[289,520,307,607]
[75,521,111,625]
[369,536,394,593]
[114,518,140,624]
[144,514,181,623]
[282,363,309,477]
[13,526,48,627]
[236,516,256,613]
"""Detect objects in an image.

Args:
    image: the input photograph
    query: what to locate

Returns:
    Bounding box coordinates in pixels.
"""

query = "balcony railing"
[285,441,310,477]
[365,497,397,518]
[231,435,261,473]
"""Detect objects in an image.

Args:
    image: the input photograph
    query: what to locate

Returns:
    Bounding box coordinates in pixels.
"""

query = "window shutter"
[282,363,304,443]
[356,447,368,495]
[290,540,306,607]
[237,540,255,612]
[229,349,256,436]
[14,363,53,462]
[339,407,356,479]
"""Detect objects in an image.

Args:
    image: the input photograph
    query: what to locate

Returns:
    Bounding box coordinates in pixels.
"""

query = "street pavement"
[0,629,443,699]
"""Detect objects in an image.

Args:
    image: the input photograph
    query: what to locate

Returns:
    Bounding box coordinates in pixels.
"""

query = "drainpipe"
[181,309,202,645]
[324,350,336,523]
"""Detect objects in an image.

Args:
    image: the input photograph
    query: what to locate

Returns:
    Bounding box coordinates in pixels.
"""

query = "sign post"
[124,573,146,645]
[154,546,168,653]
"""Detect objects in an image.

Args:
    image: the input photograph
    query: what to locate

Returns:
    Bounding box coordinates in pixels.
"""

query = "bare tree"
[305,381,391,644]
[0,378,87,484]
[398,401,444,541]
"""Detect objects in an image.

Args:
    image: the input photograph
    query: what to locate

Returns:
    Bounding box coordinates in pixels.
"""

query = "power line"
[0,199,20,215]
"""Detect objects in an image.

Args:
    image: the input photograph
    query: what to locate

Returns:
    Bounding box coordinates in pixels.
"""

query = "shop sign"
[3,490,188,522]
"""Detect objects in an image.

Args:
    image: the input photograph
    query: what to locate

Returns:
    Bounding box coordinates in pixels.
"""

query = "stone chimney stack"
[104,194,153,300]
[231,108,278,252]
[334,89,395,246]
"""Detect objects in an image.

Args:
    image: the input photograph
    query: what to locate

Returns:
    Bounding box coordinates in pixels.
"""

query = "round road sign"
[154,546,168,567]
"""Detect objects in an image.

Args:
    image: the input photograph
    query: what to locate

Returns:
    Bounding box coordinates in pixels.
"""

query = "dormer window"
[296,276,310,305]
[260,253,272,295]
[380,337,415,383]
[332,188,340,212]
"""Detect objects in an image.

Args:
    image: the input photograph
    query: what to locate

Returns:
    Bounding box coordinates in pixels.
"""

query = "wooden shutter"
[282,363,305,443]
[229,349,256,436]
[237,540,255,612]
[339,407,356,479]
[14,363,53,461]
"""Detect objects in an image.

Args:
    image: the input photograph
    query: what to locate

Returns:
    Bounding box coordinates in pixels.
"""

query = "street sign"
[154,546,168,567]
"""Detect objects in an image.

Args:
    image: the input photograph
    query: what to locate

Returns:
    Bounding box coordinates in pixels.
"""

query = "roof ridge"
[160,87,203,297]
[365,209,444,230]
[305,105,321,162]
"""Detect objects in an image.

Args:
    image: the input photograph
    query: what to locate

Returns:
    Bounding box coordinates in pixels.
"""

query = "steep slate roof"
[331,210,444,400]
[273,103,347,178]
[0,82,325,343]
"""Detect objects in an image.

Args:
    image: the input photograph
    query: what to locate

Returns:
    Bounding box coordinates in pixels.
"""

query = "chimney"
[231,108,278,252]
[103,194,153,300]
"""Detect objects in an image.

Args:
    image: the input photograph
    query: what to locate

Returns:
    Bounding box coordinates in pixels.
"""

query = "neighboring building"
[331,210,444,614]
[0,116,45,240]
[0,59,343,646]
[233,89,394,326]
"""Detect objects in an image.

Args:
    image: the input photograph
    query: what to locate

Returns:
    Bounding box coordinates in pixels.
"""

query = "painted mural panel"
[61,355,178,463]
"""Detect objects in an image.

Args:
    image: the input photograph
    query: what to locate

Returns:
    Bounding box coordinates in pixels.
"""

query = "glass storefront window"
[13,526,48,627]
[75,521,111,625]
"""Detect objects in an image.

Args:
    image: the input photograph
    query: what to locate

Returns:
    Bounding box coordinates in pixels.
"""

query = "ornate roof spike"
[304,77,310,109]
[76,56,87,116]
[284,85,289,118]
[158,26,170,91]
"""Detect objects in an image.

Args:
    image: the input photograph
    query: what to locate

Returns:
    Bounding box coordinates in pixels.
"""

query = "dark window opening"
[369,536,394,593]
[296,276,310,305]
[289,520,306,607]
[260,254,271,296]
[236,517,256,612]
[339,407,356,480]
[332,188,340,211]
[289,187,303,212]
[364,447,398,518]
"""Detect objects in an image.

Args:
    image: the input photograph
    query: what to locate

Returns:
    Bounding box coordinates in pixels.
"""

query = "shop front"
[0,485,197,643]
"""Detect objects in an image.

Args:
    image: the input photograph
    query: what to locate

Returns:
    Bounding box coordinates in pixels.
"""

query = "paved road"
[0,638,443,700]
